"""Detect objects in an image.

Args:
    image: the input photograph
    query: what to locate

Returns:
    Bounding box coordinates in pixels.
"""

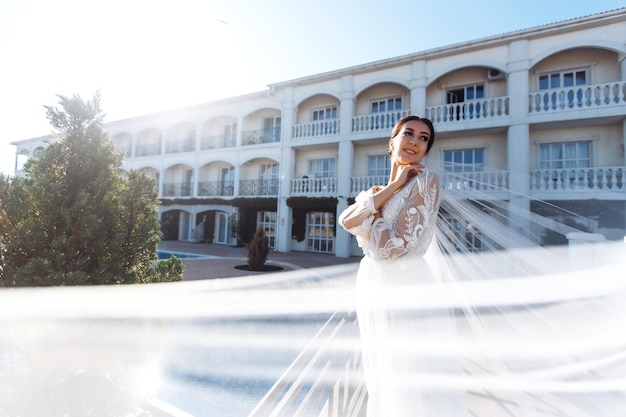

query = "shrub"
[246,228,269,271]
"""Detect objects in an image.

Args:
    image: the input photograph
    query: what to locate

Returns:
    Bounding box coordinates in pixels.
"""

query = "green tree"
[0,92,180,286]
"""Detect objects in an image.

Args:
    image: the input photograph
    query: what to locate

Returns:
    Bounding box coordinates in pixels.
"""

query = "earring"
[388,146,392,155]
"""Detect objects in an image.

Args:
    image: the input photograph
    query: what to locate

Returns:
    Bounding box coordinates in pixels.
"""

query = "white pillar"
[277,88,296,253]
[335,140,354,258]
[506,40,532,242]
[409,59,427,116]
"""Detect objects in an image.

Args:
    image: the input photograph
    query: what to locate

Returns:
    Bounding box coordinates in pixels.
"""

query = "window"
[221,167,235,195]
[311,106,338,136]
[257,211,277,249]
[538,69,588,109]
[312,106,337,120]
[263,116,281,142]
[260,163,278,195]
[443,149,485,173]
[223,122,237,147]
[371,96,402,113]
[446,84,484,104]
[309,159,336,178]
[539,142,590,170]
[306,212,335,253]
[368,155,390,177]
[539,70,587,90]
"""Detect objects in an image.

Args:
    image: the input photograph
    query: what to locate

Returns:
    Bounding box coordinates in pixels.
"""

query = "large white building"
[13,8,626,258]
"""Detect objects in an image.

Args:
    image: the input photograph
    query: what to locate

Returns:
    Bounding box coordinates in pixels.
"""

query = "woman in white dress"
[339,116,467,416]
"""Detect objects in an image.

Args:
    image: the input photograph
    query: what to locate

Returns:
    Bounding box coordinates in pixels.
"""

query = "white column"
[409,59,427,116]
[335,140,354,258]
[277,88,296,253]
[236,116,244,147]
[506,40,532,242]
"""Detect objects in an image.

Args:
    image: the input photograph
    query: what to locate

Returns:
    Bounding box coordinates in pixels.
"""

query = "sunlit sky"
[1,0,624,175]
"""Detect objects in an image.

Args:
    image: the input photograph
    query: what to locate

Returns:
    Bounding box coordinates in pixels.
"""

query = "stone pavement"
[158,241,361,281]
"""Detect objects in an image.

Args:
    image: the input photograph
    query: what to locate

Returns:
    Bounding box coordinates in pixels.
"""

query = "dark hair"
[390,115,435,154]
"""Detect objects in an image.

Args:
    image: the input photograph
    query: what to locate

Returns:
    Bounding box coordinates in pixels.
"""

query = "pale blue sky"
[0,0,624,175]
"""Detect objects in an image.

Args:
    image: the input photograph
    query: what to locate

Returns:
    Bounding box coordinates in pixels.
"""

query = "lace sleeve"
[368,173,440,262]
[338,189,377,252]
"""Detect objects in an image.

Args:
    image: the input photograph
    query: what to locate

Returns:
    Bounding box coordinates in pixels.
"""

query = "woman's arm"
[340,163,422,231]
[369,174,440,261]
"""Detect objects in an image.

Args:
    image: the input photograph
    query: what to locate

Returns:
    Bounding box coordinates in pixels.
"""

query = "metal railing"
[242,128,281,145]
[248,312,366,417]
[162,182,193,197]
[529,81,626,114]
[135,143,161,157]
[200,134,236,150]
[239,179,279,196]
[165,138,195,154]
[197,181,235,197]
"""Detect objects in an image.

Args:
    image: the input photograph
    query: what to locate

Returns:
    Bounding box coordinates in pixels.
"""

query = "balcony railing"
[529,81,626,114]
[162,182,193,197]
[350,175,388,195]
[530,166,625,192]
[425,96,509,124]
[135,143,161,157]
[293,120,339,139]
[197,181,235,197]
[200,134,236,150]
[239,179,279,196]
[352,110,411,133]
[165,138,195,154]
[248,311,366,417]
[291,177,337,195]
[441,170,510,194]
[349,172,509,197]
[242,127,281,146]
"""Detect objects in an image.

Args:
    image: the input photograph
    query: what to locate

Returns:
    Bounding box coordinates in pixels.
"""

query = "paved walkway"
[158,241,361,281]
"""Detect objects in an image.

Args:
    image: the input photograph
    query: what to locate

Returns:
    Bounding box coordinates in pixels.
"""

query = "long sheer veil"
[361,157,626,416]
[0,160,624,417]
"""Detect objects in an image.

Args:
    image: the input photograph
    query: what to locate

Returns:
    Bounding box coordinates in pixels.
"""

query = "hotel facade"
[13,8,626,258]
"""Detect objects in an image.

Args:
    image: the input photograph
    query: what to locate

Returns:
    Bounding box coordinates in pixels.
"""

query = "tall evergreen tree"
[0,92,176,286]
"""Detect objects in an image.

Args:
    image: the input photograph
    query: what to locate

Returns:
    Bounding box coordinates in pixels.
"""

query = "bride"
[338,115,626,416]
[339,116,468,416]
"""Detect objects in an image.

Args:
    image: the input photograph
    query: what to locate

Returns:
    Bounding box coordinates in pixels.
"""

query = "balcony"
[293,120,339,139]
[352,110,411,134]
[197,181,235,197]
[349,172,509,199]
[239,179,279,196]
[162,182,193,197]
[135,143,161,157]
[242,127,281,146]
[349,175,388,195]
[425,96,509,125]
[530,166,625,197]
[291,177,337,196]
[165,138,195,154]
[200,134,236,150]
[529,81,626,114]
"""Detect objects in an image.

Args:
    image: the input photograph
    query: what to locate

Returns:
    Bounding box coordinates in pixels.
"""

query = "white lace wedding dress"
[339,172,469,417]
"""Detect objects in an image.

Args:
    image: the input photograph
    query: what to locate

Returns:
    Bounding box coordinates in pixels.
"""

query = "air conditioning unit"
[487,69,505,80]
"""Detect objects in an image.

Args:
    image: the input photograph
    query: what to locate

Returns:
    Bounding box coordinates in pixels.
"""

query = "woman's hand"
[390,163,424,190]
